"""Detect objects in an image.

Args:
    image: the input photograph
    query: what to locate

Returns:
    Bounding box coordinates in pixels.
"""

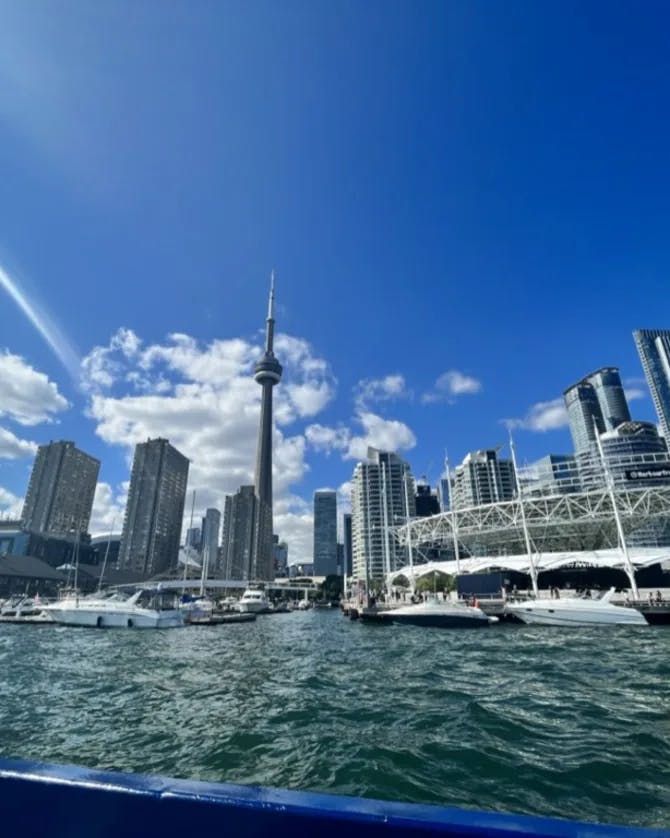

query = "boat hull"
[364,601,494,628]
[46,607,183,629]
[506,601,647,626]
[383,612,492,628]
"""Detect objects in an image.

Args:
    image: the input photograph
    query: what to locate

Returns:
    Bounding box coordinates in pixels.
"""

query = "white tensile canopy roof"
[390,547,670,581]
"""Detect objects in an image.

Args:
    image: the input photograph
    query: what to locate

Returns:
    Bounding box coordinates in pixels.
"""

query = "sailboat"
[504,431,647,627]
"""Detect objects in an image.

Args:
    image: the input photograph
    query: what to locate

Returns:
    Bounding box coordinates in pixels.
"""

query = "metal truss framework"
[395,485,670,555]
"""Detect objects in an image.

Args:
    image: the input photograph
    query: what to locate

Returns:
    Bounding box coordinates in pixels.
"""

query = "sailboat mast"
[97,518,116,593]
[402,470,415,593]
[182,489,196,595]
[445,454,461,575]
[509,433,539,597]
[381,461,393,595]
[594,423,639,599]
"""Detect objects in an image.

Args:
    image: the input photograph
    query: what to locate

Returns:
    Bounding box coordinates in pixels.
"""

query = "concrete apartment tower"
[351,448,415,583]
[22,441,100,539]
[634,330,670,443]
[222,487,257,579]
[251,273,282,580]
[119,438,189,577]
[313,490,338,576]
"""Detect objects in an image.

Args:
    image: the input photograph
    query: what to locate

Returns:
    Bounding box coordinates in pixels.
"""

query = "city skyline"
[1,5,670,564]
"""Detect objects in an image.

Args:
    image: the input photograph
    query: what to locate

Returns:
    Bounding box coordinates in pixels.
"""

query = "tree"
[321,574,344,601]
[415,571,454,594]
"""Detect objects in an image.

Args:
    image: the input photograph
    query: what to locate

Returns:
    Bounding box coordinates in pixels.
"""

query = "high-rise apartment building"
[221,486,257,580]
[450,448,515,509]
[118,438,189,577]
[313,490,338,576]
[342,513,353,576]
[22,441,100,539]
[633,329,670,442]
[200,508,221,572]
[415,482,440,517]
[273,534,288,577]
[185,527,201,550]
[564,367,631,455]
[580,421,670,489]
[520,454,580,496]
[351,448,415,582]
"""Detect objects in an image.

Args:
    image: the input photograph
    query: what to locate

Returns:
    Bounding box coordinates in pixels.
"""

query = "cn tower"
[252,272,282,579]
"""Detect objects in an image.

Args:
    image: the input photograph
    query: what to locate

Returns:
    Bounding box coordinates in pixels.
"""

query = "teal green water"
[0,611,668,828]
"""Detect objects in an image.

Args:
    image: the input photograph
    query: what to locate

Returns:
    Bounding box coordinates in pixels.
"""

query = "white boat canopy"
[390,547,670,583]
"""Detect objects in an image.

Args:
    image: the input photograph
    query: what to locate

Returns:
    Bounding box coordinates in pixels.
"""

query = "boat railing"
[0,757,665,838]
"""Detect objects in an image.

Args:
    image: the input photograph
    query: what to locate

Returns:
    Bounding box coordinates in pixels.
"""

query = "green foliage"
[321,574,344,601]
[415,572,454,594]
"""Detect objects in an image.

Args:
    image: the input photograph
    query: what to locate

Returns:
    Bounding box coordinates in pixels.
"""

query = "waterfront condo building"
[221,486,257,580]
[118,438,189,577]
[342,513,353,576]
[415,482,440,516]
[200,508,221,572]
[22,441,100,539]
[633,329,670,443]
[450,448,515,509]
[564,367,631,455]
[351,448,415,583]
[273,534,288,577]
[313,490,338,576]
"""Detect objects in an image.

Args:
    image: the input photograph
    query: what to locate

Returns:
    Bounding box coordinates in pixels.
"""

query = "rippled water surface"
[0,611,668,827]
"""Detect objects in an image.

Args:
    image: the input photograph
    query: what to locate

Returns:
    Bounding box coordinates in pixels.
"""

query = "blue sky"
[0,2,668,561]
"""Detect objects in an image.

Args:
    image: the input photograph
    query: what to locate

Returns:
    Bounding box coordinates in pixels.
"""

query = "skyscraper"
[587,368,631,431]
[633,329,670,442]
[414,482,440,516]
[22,441,100,539]
[450,448,516,509]
[564,367,631,454]
[221,486,257,580]
[273,534,288,577]
[200,508,221,573]
[351,448,415,582]
[313,490,337,576]
[118,438,189,577]
[342,513,353,576]
[252,274,282,581]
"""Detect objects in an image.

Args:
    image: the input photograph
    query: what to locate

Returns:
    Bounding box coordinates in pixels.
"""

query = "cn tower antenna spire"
[268,270,275,320]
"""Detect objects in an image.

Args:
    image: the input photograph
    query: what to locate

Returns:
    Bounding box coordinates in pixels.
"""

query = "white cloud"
[304,424,351,454]
[0,426,37,459]
[355,374,409,408]
[0,351,69,425]
[505,398,569,432]
[89,481,128,537]
[622,376,647,404]
[0,486,23,519]
[83,328,335,562]
[422,370,482,403]
[305,410,416,461]
[81,327,141,389]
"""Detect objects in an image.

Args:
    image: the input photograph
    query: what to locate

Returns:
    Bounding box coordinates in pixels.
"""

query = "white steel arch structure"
[394,485,670,557]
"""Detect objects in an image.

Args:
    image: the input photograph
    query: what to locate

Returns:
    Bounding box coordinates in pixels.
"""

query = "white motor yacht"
[504,588,648,626]
[45,589,184,629]
[238,587,269,614]
[365,598,496,628]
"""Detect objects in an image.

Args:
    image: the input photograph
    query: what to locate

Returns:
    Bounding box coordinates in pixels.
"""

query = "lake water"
[0,610,668,828]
